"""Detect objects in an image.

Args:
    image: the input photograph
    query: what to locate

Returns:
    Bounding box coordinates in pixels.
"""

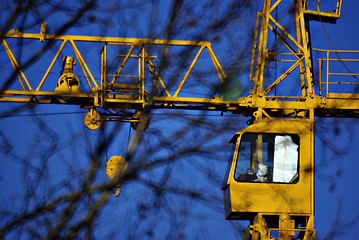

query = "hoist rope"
[0,111,85,118]
[101,125,108,161]
[125,124,132,160]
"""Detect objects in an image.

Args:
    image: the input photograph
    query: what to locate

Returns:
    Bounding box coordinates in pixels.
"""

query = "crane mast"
[1,0,357,239]
[222,1,356,240]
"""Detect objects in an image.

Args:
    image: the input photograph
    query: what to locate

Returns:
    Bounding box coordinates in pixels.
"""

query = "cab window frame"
[233,132,300,184]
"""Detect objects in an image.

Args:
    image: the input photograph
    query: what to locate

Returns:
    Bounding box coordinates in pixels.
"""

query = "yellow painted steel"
[55,56,80,92]
[1,1,357,239]
[106,156,128,197]
[2,39,32,91]
[84,109,102,130]
[0,0,356,123]
[225,1,343,239]
[0,27,228,116]
[174,45,205,98]
[37,40,67,91]
[223,118,315,238]
[223,119,313,216]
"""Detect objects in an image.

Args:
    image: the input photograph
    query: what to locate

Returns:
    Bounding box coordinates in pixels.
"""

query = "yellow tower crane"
[1,0,357,239]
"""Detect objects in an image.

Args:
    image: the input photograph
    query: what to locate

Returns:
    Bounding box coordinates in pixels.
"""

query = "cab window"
[234,133,299,183]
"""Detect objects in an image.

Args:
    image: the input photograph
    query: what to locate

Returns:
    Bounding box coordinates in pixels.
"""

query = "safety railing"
[316,49,359,99]
[303,0,342,23]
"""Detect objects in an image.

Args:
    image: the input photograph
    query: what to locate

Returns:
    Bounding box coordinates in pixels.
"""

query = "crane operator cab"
[222,119,315,239]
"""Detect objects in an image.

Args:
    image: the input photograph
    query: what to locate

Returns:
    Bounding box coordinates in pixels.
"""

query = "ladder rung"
[107,74,140,78]
[107,93,139,100]
[107,83,140,90]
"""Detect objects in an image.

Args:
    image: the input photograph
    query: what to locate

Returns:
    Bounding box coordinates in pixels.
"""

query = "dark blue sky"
[1,0,359,239]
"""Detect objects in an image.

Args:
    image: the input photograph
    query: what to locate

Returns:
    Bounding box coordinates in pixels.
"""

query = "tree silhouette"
[0,0,255,239]
[2,1,358,239]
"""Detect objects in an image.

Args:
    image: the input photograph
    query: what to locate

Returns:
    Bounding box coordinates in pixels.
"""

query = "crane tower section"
[221,1,359,240]
[246,0,354,123]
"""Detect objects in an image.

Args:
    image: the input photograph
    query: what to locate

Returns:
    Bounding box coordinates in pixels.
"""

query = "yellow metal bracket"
[39,22,47,42]
[251,214,270,240]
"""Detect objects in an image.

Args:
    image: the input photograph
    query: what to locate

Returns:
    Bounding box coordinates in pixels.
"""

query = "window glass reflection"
[234,133,299,184]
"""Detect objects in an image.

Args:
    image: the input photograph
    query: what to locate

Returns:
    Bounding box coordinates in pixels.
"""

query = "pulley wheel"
[84,109,102,130]
[131,111,149,131]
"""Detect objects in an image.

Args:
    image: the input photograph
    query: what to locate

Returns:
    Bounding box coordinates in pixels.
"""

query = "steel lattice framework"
[1,0,358,239]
